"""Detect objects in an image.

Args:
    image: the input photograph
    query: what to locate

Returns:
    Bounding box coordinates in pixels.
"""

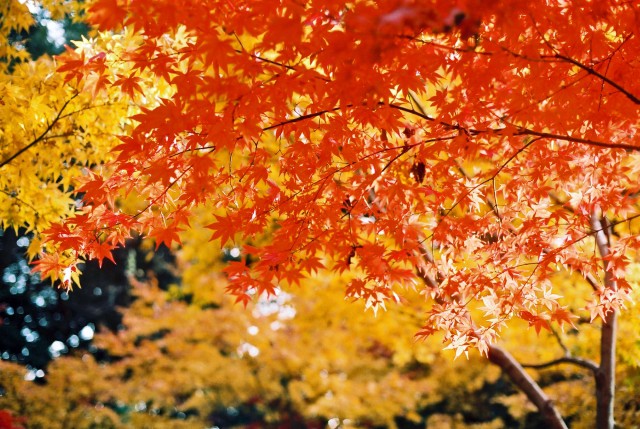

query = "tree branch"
[265,102,640,152]
[550,53,640,105]
[415,240,569,428]
[0,93,78,169]
[262,107,341,131]
[514,127,640,151]
[488,345,569,429]
[520,355,598,374]
[416,243,440,289]
[388,103,640,152]
[0,189,39,214]
[550,326,570,355]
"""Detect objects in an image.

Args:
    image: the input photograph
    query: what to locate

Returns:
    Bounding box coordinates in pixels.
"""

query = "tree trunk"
[488,345,568,429]
[596,310,617,429]
[591,212,617,429]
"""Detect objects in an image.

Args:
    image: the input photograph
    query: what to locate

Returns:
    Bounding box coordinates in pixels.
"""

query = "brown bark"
[488,345,568,429]
[596,310,617,429]
[591,213,617,429]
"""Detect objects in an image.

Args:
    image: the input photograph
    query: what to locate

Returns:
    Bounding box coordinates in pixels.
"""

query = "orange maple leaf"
[206,214,239,246]
[88,0,127,30]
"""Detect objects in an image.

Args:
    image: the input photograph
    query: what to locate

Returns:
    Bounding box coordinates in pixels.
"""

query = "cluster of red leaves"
[42,0,640,353]
[0,410,24,429]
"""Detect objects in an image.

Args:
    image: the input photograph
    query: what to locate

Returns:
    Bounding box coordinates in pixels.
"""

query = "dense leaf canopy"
[2,1,640,428]
[30,0,640,356]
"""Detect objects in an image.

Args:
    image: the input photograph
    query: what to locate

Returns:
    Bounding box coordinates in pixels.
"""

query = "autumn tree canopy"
[37,0,639,352]
[3,1,640,427]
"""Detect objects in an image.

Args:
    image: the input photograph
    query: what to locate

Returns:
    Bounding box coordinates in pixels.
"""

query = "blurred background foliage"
[0,2,639,428]
[2,216,640,428]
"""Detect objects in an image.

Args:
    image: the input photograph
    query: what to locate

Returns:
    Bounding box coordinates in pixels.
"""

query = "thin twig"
[0,93,79,169]
[521,356,599,374]
[262,107,341,131]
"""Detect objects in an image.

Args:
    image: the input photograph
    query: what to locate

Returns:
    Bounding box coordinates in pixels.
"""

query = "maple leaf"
[113,73,144,98]
[88,0,127,30]
[206,214,239,246]
[550,307,578,330]
[31,253,68,279]
[84,72,112,98]
[148,223,184,249]
[56,48,86,83]
[42,223,83,251]
[299,255,325,275]
[90,241,117,268]
[520,311,551,335]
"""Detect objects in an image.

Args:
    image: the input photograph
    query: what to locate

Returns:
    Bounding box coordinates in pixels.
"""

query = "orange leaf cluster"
[43,0,640,353]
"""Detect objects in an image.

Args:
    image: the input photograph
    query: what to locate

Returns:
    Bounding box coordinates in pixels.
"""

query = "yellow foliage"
[0,3,173,263]
[1,261,640,427]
